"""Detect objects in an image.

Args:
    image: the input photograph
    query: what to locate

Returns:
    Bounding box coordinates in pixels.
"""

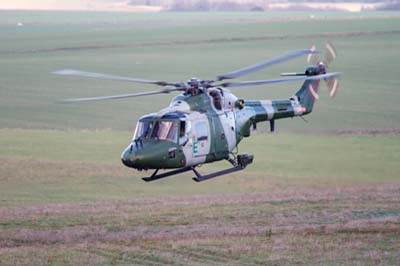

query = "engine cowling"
[305,66,321,76]
[305,62,327,76]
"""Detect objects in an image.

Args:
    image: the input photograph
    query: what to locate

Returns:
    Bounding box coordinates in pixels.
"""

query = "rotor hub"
[188,77,200,88]
[318,62,327,74]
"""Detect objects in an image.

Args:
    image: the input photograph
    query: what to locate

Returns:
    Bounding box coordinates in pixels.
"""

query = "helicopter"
[54,43,340,182]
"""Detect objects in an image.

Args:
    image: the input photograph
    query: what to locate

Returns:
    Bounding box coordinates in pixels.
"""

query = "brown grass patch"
[1,184,399,265]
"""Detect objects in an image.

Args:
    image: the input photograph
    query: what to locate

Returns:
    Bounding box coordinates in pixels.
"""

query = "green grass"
[1,11,400,131]
[0,129,399,206]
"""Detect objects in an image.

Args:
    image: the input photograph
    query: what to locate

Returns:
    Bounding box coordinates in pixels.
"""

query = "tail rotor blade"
[307,44,318,64]
[325,78,340,98]
[308,82,320,101]
[324,42,337,66]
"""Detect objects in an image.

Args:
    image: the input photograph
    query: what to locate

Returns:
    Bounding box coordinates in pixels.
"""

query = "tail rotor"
[308,42,340,99]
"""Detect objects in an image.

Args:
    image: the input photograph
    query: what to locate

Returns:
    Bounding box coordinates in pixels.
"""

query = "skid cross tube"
[142,154,253,182]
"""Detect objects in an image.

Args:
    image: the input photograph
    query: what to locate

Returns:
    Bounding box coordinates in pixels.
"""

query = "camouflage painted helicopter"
[54,43,340,182]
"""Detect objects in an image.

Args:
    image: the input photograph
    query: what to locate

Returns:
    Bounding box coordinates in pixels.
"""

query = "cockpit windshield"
[133,120,179,143]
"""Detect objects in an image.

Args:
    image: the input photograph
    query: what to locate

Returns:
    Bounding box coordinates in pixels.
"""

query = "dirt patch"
[2,30,400,55]
[1,183,398,219]
[0,184,399,264]
[334,128,400,135]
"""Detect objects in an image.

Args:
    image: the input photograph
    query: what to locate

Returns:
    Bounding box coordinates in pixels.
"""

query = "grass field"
[1,130,399,265]
[1,10,400,265]
[1,11,400,131]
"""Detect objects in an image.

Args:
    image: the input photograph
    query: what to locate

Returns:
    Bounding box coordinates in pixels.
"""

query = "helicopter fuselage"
[121,86,308,170]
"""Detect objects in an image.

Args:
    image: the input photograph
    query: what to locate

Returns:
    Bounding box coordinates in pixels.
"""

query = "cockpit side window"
[153,121,179,143]
[179,121,186,137]
[166,122,178,142]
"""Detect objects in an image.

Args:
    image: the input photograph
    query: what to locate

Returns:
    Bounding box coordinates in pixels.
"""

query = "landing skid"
[193,154,253,182]
[192,164,245,182]
[142,154,253,182]
[142,166,193,182]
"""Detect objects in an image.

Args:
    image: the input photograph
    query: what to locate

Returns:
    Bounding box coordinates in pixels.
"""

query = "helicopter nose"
[121,142,152,169]
[121,141,183,170]
[121,144,137,168]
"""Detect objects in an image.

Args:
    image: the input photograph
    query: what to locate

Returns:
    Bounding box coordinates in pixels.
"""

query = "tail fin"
[295,79,320,115]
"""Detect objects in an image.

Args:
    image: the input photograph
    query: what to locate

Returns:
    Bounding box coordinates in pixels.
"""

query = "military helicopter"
[54,43,340,182]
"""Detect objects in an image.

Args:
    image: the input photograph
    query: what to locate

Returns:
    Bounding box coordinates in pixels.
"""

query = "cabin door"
[192,119,210,158]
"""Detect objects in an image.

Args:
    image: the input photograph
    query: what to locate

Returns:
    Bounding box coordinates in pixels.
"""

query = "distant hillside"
[1,0,398,12]
[129,0,399,12]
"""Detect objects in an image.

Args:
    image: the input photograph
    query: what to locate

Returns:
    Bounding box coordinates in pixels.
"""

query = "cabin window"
[179,120,191,146]
[179,121,186,137]
[209,90,222,110]
[195,121,208,141]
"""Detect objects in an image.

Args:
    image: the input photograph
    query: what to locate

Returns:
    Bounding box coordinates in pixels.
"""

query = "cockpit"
[133,120,179,143]
[133,113,188,145]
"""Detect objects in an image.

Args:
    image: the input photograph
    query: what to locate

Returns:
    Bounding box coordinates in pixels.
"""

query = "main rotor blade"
[52,69,179,87]
[220,72,341,88]
[216,49,316,81]
[57,88,182,103]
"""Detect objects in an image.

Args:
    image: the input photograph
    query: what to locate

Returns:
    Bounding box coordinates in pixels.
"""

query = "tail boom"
[234,79,319,138]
